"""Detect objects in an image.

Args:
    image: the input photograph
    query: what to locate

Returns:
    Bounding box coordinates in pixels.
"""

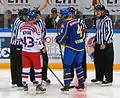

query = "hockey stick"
[55,22,64,63]
[48,66,64,87]
[43,58,74,89]
[42,58,64,87]
[41,47,64,87]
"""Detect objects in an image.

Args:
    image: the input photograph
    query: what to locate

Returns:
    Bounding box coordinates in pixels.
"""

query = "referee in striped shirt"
[91,4,114,86]
[30,10,51,84]
[10,9,27,87]
[79,19,88,80]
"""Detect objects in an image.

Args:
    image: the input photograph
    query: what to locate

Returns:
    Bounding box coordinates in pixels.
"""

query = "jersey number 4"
[77,25,82,37]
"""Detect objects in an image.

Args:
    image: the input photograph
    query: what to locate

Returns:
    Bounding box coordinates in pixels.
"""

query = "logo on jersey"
[61,24,65,28]
[69,21,78,26]
[61,23,65,33]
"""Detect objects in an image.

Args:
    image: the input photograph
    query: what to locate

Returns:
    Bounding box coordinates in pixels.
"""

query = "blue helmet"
[60,8,70,18]
[27,12,36,21]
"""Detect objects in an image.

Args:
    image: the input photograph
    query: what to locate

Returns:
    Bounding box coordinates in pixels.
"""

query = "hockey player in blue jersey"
[55,8,85,91]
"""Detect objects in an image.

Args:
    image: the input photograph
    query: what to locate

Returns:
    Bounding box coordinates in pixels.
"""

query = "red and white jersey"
[17,22,43,52]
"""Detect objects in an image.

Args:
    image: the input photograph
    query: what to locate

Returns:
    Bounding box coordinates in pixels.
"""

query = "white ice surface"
[0,70,120,98]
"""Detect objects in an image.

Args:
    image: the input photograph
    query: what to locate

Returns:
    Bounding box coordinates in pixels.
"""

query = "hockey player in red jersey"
[17,11,46,92]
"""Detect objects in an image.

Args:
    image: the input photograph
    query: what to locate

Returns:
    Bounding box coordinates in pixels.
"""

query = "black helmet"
[37,10,41,16]
[75,10,82,18]
[18,8,28,19]
[33,6,41,16]
[18,9,23,17]
[22,9,28,16]
[19,8,30,17]
[51,8,57,13]
[23,8,30,13]
[105,9,110,16]
[68,7,75,13]
[32,9,41,16]
[95,4,105,11]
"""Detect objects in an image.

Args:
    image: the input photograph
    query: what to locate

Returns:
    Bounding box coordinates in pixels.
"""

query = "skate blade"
[61,91,69,95]
[100,84,112,87]
[36,91,46,94]
[32,83,38,86]
[23,90,29,95]
[17,87,24,91]
[92,81,102,85]
[69,86,75,89]
[11,85,17,88]
[24,90,43,95]
[42,81,51,85]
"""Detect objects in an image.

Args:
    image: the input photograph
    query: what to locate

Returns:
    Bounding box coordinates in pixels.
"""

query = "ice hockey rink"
[0,70,120,98]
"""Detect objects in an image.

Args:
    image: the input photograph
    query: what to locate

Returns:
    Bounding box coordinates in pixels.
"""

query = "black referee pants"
[30,51,49,82]
[94,43,114,82]
[10,45,22,86]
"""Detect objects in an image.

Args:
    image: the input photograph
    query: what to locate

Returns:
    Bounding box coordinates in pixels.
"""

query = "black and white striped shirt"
[10,17,23,45]
[95,15,113,44]
[78,18,88,41]
[36,19,47,41]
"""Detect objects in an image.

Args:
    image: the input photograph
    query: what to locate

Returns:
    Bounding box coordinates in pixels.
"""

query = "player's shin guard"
[75,67,85,83]
[75,67,85,89]
[34,69,42,84]
[22,68,30,91]
[64,69,72,86]
[22,68,30,84]
[61,69,72,91]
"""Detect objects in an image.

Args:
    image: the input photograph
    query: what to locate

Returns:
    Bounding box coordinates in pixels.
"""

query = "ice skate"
[61,85,69,91]
[23,82,28,91]
[36,84,46,94]
[43,78,51,84]
[75,83,85,90]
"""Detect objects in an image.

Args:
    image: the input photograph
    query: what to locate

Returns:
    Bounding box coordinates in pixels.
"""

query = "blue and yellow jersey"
[57,18,84,52]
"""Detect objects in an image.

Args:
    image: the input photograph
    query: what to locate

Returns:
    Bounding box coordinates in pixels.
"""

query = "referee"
[91,4,114,86]
[30,10,51,84]
[10,9,27,87]
[76,11,88,80]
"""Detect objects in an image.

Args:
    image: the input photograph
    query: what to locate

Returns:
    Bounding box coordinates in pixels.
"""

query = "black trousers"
[71,49,87,80]
[10,45,22,85]
[30,51,49,82]
[94,44,114,82]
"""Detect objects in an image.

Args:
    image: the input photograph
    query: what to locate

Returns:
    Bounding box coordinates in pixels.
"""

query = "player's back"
[19,22,43,52]
[64,18,84,51]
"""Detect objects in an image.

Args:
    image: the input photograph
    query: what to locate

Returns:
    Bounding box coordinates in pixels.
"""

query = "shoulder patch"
[61,24,65,28]
[69,21,78,26]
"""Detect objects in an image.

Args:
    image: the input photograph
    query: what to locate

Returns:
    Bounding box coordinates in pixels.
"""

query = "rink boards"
[0,29,120,70]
